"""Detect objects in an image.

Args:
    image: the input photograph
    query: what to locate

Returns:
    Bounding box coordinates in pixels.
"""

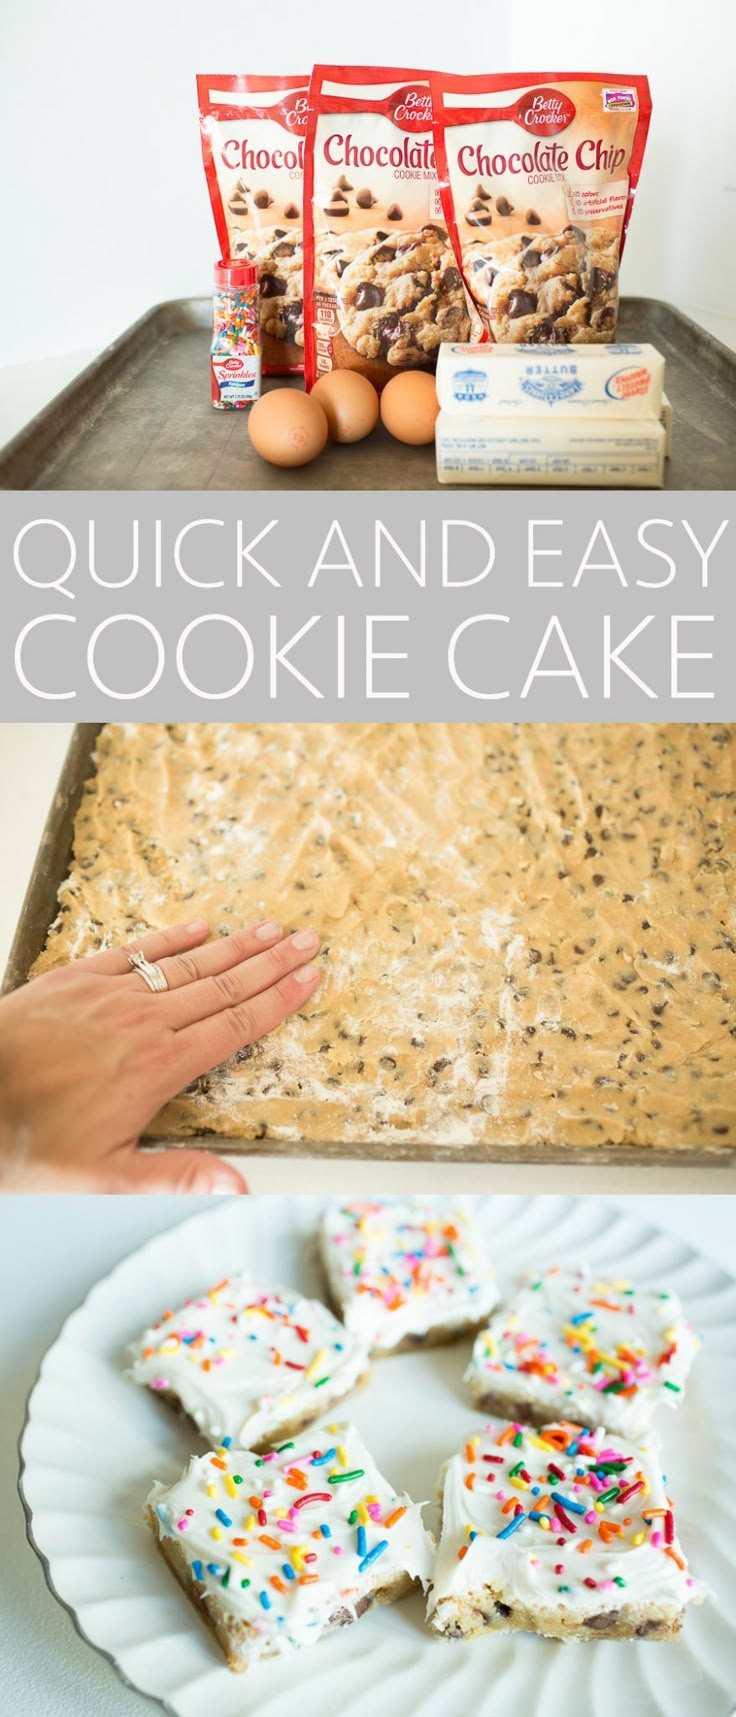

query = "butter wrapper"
[661,390,673,457]
[435,412,666,487]
[435,342,665,419]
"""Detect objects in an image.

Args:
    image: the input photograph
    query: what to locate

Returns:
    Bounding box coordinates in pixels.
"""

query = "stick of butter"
[435,342,665,419]
[435,414,666,487]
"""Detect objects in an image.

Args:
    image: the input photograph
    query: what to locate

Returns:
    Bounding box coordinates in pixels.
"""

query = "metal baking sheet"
[0,297,734,490]
[3,722,733,1168]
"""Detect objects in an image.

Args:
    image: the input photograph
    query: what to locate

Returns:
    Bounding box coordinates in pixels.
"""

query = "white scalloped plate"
[19,1196,736,1717]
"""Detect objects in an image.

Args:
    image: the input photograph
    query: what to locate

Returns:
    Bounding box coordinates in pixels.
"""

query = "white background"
[1,0,735,440]
[0,1193,733,1717]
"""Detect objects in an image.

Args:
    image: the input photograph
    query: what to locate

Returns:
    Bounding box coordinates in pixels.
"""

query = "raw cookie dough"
[334,225,470,364]
[32,722,736,1152]
[463,225,619,344]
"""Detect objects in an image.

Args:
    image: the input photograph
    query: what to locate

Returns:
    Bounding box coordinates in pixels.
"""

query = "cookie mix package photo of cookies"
[432,72,652,347]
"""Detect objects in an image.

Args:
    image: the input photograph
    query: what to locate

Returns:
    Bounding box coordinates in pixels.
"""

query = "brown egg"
[248,388,328,467]
[311,371,380,443]
[380,371,439,445]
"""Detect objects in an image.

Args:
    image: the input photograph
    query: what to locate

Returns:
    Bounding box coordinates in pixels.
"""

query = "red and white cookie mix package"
[304,65,472,390]
[197,74,309,373]
[431,72,652,344]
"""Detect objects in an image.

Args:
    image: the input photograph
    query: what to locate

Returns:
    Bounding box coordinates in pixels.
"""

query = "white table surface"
[0,1192,733,1717]
[0,303,735,448]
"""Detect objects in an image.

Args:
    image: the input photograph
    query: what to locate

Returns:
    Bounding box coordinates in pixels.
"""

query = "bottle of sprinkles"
[210,259,261,409]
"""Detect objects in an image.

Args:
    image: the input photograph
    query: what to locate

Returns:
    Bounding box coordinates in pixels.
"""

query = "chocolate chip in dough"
[507,289,537,317]
[522,249,541,268]
[585,1612,622,1631]
[271,240,296,257]
[355,281,385,310]
[386,202,403,220]
[283,202,300,220]
[252,189,274,208]
[371,244,395,263]
[356,187,378,208]
[374,229,390,240]
[467,208,493,227]
[525,209,542,225]
[441,266,462,291]
[495,196,514,215]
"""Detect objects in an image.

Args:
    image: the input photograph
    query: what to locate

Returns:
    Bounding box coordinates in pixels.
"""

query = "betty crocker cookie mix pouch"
[197,74,309,373]
[431,72,652,344]
[304,66,472,390]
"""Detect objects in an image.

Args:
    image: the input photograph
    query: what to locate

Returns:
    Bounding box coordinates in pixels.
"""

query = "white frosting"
[129,1276,368,1447]
[319,1200,499,1352]
[467,1266,699,1439]
[149,1421,434,1663]
[428,1420,703,1630]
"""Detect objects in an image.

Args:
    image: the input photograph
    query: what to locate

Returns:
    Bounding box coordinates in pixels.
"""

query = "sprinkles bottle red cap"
[214,258,258,290]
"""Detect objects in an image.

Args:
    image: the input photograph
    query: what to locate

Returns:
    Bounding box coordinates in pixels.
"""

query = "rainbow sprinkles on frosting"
[427,1418,704,1642]
[319,1199,499,1354]
[129,1275,369,1451]
[467,1266,699,1439]
[147,1421,434,1670]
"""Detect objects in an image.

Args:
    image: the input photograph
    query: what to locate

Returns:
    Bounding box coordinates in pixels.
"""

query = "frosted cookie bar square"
[129,1276,369,1451]
[147,1422,434,1671]
[319,1200,499,1354]
[427,1419,702,1643]
[467,1267,698,1440]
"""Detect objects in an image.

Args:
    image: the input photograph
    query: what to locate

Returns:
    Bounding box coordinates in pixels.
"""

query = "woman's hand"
[0,917,321,1193]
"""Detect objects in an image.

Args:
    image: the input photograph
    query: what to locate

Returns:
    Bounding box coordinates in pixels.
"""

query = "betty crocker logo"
[514,87,576,137]
[388,84,432,131]
[282,93,308,132]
